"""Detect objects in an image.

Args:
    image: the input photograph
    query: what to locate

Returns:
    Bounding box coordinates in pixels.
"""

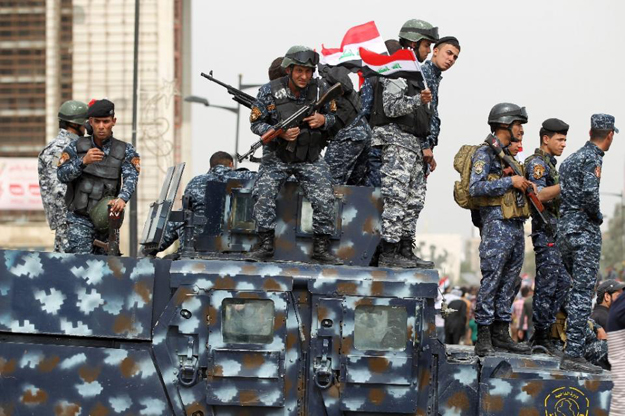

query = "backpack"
[453,144,481,209]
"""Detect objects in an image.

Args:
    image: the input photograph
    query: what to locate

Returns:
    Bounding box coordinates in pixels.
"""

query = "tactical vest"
[318,66,360,135]
[369,77,431,138]
[65,137,127,216]
[269,78,328,163]
[524,149,560,217]
[472,153,531,220]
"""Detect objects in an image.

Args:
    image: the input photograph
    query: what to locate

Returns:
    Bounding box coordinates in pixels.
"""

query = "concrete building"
[0,0,192,253]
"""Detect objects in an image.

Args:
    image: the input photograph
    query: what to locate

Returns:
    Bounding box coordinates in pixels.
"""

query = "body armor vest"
[65,136,126,216]
[269,78,328,163]
[524,149,560,217]
[369,77,431,138]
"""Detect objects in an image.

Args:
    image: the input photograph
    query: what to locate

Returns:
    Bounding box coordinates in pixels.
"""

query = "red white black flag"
[358,47,424,82]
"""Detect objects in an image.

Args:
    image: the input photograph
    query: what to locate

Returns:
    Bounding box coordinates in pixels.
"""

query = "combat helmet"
[58,100,88,125]
[398,19,439,43]
[89,196,123,233]
[488,103,528,126]
[281,46,319,69]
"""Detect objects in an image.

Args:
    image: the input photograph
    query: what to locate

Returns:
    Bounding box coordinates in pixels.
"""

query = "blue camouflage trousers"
[380,144,426,243]
[475,219,525,326]
[64,212,106,254]
[253,153,335,235]
[366,147,382,187]
[532,231,571,330]
[324,139,370,186]
[557,227,601,358]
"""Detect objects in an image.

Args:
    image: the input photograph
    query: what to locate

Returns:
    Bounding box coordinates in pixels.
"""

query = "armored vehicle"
[0,165,612,415]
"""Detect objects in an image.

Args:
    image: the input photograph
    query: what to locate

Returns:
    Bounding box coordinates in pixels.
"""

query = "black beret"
[434,36,459,49]
[87,99,115,118]
[541,118,569,134]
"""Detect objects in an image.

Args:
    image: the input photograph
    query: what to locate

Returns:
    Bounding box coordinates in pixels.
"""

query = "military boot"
[560,354,603,374]
[474,325,495,357]
[378,240,416,268]
[491,321,531,354]
[531,327,564,357]
[245,230,274,262]
[311,234,343,265]
[399,238,435,269]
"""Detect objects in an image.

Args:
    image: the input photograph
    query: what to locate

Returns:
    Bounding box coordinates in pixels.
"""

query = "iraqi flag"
[359,47,424,82]
[320,21,387,69]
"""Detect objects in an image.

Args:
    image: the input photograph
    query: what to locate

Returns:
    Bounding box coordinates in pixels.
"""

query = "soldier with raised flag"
[57,99,140,254]
[558,113,618,374]
[523,118,571,356]
[367,19,437,268]
[38,100,88,252]
[246,46,341,265]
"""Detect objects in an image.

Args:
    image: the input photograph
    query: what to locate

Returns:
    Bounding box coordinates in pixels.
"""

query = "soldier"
[558,114,617,373]
[322,65,373,185]
[590,279,625,329]
[38,100,88,252]
[57,99,140,254]
[420,36,461,157]
[154,151,256,254]
[369,19,437,269]
[247,45,341,265]
[523,118,571,356]
[469,103,533,356]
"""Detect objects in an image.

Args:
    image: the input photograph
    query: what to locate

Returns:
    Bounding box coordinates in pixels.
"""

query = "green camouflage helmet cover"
[58,100,88,125]
[89,196,118,232]
[281,45,319,69]
[398,19,439,43]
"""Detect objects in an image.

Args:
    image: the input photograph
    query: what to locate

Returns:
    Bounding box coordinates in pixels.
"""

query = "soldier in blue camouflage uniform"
[558,113,618,374]
[369,19,437,269]
[247,46,341,265]
[470,103,533,356]
[38,100,88,252]
[552,311,609,369]
[323,70,373,186]
[523,118,571,356]
[155,151,256,253]
[57,99,140,254]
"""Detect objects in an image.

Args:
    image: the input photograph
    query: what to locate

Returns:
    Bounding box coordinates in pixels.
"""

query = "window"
[354,305,407,351]
[296,195,342,237]
[229,191,255,231]
[222,299,275,344]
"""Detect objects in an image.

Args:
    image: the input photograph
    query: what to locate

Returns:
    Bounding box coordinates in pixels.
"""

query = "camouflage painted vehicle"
[0,166,613,415]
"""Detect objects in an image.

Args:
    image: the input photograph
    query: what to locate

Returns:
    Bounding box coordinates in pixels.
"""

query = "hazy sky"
[191,0,625,237]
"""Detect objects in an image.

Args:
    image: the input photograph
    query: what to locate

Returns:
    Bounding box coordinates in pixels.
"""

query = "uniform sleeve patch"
[131,157,141,173]
[533,164,545,180]
[58,152,70,166]
[473,160,485,175]
[267,104,276,112]
[329,99,337,113]
[250,106,262,122]
[595,166,601,178]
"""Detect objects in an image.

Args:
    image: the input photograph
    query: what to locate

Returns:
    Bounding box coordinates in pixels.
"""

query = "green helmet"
[398,19,439,43]
[89,196,118,233]
[281,46,319,69]
[58,100,88,125]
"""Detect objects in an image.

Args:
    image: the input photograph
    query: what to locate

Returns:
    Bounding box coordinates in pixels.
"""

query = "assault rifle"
[484,134,557,238]
[237,83,343,163]
[94,207,124,256]
[200,71,255,108]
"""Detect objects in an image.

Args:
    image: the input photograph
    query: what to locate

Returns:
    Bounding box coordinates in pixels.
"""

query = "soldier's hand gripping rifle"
[237,83,343,163]
[200,71,255,108]
[93,207,124,256]
[484,134,557,239]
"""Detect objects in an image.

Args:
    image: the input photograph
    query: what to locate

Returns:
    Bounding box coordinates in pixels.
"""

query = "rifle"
[200,71,255,109]
[237,83,343,163]
[484,134,557,238]
[94,207,124,256]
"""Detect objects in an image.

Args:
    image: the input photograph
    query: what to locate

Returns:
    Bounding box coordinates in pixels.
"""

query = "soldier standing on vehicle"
[57,99,140,254]
[369,19,437,269]
[247,46,341,265]
[558,114,617,373]
[469,103,533,356]
[38,100,88,252]
[523,118,571,356]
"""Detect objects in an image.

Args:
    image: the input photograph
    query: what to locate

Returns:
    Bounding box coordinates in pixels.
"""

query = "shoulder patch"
[131,157,141,173]
[473,160,485,175]
[595,165,601,178]
[386,78,407,95]
[58,152,70,166]
[329,99,337,113]
[267,104,276,112]
[533,164,545,180]
[250,107,262,123]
